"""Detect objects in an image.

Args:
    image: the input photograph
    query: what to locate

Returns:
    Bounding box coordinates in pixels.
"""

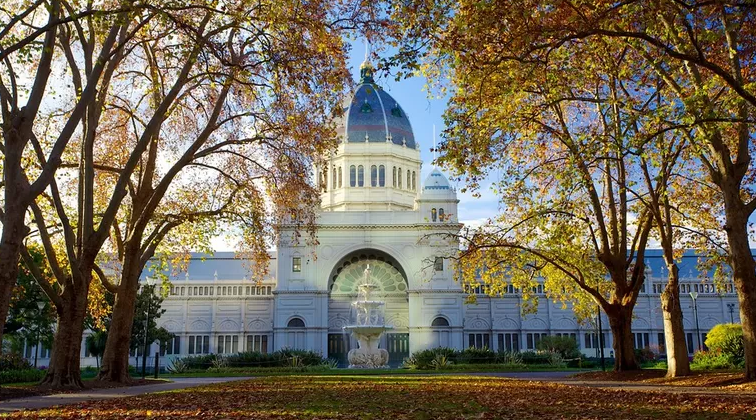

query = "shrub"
[405,347,458,369]
[167,358,189,374]
[0,353,32,371]
[519,351,551,365]
[496,351,524,367]
[172,349,326,372]
[634,348,657,364]
[457,347,496,364]
[546,351,566,368]
[431,354,453,370]
[0,368,46,384]
[274,349,326,366]
[177,354,217,369]
[705,324,744,364]
[212,356,229,369]
[536,336,581,360]
[692,350,736,370]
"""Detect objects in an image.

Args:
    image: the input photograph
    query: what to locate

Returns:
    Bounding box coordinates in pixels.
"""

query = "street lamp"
[690,291,701,351]
[727,303,736,324]
[34,301,45,368]
[596,307,606,371]
[141,277,154,379]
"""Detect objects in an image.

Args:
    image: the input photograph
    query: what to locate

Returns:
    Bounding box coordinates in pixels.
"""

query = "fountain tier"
[342,264,393,368]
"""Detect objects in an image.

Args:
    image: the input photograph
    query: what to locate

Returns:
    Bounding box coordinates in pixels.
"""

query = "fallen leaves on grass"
[5,375,756,419]
[572,370,756,391]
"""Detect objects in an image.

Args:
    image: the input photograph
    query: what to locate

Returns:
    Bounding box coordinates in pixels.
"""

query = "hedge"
[0,368,46,384]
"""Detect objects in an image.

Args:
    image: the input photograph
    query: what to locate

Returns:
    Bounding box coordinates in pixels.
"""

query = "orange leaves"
[8,375,756,419]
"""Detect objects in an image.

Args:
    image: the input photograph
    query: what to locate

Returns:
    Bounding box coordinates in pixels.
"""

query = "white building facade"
[57,61,745,368]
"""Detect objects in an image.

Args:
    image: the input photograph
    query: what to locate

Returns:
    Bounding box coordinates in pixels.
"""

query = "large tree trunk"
[0,209,26,347]
[606,304,639,371]
[0,132,31,347]
[41,284,89,389]
[97,269,140,382]
[724,208,756,380]
[97,241,144,382]
[661,264,690,377]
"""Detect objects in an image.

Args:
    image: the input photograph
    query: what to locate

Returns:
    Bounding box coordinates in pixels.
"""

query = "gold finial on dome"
[360,39,375,84]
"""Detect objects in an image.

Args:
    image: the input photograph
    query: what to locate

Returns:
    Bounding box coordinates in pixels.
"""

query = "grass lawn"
[6,375,756,419]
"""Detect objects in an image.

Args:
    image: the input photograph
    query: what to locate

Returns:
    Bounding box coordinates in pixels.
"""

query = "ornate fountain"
[342,264,393,368]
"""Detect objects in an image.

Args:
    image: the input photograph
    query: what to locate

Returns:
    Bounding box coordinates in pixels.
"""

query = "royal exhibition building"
[20,60,744,369]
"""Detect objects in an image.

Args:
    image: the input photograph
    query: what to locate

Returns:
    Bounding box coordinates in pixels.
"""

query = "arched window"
[438,208,445,221]
[407,170,411,190]
[379,165,385,187]
[287,317,305,328]
[412,171,416,190]
[398,167,402,189]
[371,165,378,187]
[358,165,364,187]
[350,165,356,187]
[332,166,337,189]
[338,166,343,188]
[431,317,450,327]
[321,167,327,192]
[392,166,397,187]
[431,208,437,222]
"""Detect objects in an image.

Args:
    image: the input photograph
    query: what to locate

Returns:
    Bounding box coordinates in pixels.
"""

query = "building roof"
[141,252,275,282]
[337,60,416,148]
[423,168,452,190]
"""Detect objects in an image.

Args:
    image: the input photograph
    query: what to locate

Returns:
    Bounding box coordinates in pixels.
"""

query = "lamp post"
[34,301,44,368]
[690,291,701,351]
[727,303,736,324]
[141,277,154,379]
[596,306,606,371]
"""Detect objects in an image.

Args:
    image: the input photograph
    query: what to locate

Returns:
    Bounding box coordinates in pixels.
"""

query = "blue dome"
[337,62,416,148]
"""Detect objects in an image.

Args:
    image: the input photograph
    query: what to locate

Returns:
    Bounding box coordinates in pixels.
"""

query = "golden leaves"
[8,375,756,419]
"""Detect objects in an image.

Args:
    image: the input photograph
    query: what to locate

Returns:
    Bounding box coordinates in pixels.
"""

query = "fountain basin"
[343,325,393,336]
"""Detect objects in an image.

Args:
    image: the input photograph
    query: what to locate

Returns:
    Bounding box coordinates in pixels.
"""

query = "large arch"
[328,248,408,294]
[326,248,410,366]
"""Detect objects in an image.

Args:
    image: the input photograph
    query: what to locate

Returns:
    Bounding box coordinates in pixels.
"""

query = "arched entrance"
[327,250,410,366]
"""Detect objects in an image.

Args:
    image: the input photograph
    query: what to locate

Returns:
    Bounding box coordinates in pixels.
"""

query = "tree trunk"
[0,192,29,347]
[724,210,756,380]
[97,245,142,382]
[41,285,89,389]
[606,305,639,371]
[0,217,25,347]
[97,279,139,382]
[660,264,690,377]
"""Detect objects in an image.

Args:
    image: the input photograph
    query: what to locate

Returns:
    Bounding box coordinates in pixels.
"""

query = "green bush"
[178,354,217,370]
[496,351,524,367]
[404,347,458,369]
[519,351,551,365]
[705,324,744,364]
[173,349,327,371]
[634,348,657,364]
[692,350,737,370]
[0,353,32,371]
[273,349,326,366]
[167,358,189,374]
[536,336,581,360]
[0,368,46,384]
[206,365,333,374]
[457,347,496,364]
[431,354,454,369]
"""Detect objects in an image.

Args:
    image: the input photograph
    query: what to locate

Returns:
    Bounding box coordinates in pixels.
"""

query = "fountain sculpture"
[342,264,393,368]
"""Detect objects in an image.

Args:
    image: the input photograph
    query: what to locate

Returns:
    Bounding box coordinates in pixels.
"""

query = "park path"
[469,371,756,396]
[0,376,253,413]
